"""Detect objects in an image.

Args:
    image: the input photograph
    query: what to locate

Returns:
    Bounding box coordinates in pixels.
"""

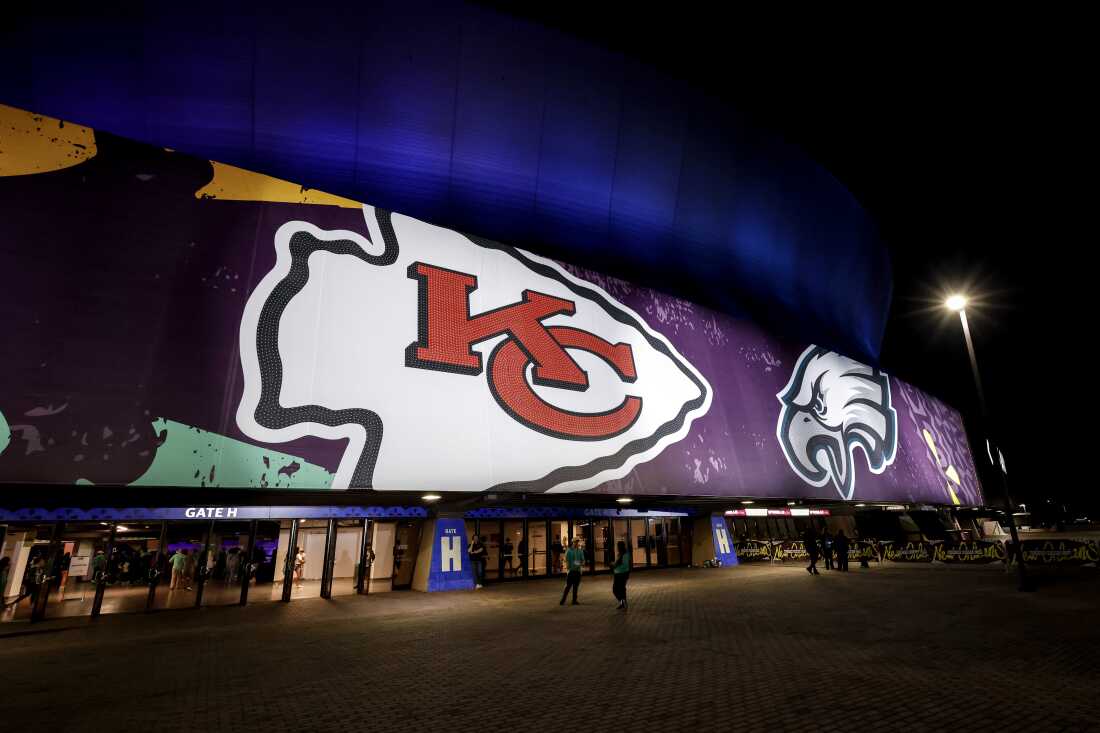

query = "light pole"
[946,294,1032,591]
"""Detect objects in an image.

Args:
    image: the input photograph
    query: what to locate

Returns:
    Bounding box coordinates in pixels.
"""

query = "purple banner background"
[0,121,982,505]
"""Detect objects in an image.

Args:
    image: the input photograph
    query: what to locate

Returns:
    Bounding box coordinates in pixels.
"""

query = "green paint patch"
[131,418,334,490]
[0,408,9,456]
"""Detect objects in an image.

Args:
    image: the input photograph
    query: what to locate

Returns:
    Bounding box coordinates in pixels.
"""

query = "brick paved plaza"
[2,563,1097,732]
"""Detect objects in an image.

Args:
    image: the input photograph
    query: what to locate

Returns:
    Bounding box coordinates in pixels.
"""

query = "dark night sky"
[487,5,1083,511]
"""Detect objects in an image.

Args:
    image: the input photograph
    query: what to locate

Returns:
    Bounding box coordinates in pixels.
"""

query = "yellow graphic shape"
[0,104,97,176]
[196,161,361,208]
[923,428,962,505]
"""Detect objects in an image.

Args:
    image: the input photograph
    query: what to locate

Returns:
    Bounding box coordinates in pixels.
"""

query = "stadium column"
[692,514,740,567]
[411,515,476,592]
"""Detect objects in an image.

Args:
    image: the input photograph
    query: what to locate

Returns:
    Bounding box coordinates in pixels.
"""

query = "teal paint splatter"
[0,408,9,457]
[131,418,334,490]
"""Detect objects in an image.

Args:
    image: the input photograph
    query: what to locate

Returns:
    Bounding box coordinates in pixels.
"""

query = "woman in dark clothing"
[803,526,820,575]
[468,536,487,589]
[612,540,631,610]
[834,530,849,571]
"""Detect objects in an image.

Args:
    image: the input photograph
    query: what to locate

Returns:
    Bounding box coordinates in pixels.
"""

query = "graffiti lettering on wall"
[734,540,774,562]
[882,541,935,563]
[848,542,880,562]
[773,541,810,561]
[1019,539,1099,565]
[934,540,1006,564]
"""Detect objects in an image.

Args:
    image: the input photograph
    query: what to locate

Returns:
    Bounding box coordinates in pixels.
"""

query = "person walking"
[226,548,240,584]
[468,535,487,589]
[169,548,187,590]
[517,536,528,577]
[834,530,850,571]
[802,526,820,575]
[502,537,514,576]
[560,538,585,605]
[822,529,834,571]
[611,540,631,610]
[293,547,306,589]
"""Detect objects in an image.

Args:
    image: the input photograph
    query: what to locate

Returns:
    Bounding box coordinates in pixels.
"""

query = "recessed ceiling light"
[787,501,796,506]
[616,497,633,504]
[421,494,442,502]
[741,500,754,505]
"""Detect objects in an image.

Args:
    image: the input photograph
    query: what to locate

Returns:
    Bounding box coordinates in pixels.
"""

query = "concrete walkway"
[2,564,1097,731]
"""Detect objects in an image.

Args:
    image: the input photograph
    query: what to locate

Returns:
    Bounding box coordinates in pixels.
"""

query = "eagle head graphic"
[776,346,897,500]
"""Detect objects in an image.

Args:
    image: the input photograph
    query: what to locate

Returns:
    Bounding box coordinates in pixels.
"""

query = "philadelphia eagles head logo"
[776,346,897,500]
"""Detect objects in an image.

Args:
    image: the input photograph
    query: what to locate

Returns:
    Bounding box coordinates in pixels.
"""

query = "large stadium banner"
[0,105,982,504]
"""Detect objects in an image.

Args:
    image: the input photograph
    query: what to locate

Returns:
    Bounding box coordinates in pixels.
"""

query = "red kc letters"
[405,262,640,440]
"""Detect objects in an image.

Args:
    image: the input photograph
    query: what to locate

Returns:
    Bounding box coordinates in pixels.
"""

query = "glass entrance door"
[666,519,682,565]
[571,521,594,573]
[630,519,648,568]
[330,517,369,598]
[99,522,162,616]
[45,522,110,620]
[526,520,547,577]
[153,522,206,610]
[476,521,501,582]
[291,520,330,598]
[592,519,612,572]
[549,521,567,575]
[502,520,523,578]
[1,523,53,622]
[650,518,679,567]
[202,521,250,606]
[651,519,669,567]
[330,519,367,596]
[368,522,396,592]
[612,519,629,569]
[247,521,280,604]
[391,521,421,590]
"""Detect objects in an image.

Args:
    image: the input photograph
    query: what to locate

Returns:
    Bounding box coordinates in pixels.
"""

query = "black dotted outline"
[251,209,399,488]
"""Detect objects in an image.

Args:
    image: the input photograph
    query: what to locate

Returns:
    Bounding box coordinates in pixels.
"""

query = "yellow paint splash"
[0,104,97,176]
[195,161,361,208]
[923,428,963,505]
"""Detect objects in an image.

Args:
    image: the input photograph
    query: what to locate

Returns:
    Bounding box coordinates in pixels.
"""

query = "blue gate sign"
[427,518,475,591]
[710,515,739,566]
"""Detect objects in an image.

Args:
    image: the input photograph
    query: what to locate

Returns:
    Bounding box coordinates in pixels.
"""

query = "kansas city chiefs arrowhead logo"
[237,206,711,492]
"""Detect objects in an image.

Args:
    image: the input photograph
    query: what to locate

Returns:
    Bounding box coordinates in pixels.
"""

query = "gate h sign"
[427,518,475,591]
[710,515,739,566]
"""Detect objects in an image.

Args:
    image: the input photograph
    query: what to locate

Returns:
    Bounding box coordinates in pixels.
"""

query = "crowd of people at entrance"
[164,544,273,592]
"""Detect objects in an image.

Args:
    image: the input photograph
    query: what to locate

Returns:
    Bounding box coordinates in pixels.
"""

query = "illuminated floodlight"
[945,294,967,312]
